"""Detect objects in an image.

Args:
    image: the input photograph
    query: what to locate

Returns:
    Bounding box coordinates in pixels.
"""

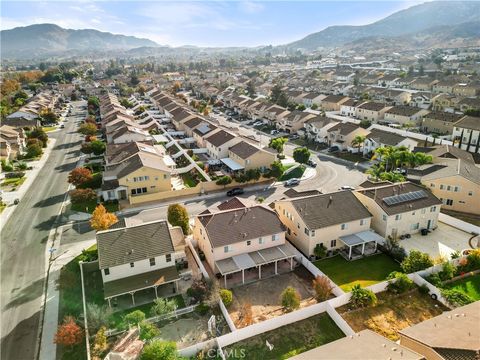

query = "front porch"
[338,230,385,261]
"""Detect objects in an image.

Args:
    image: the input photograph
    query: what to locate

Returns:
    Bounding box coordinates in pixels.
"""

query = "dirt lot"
[338,289,449,341]
[228,267,316,328]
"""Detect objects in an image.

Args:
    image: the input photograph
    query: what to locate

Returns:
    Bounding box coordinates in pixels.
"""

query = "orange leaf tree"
[68,167,92,187]
[90,204,118,231]
[54,316,83,346]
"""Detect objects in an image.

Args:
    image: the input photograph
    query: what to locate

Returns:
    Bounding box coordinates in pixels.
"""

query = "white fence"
[218,300,236,332]
[325,302,355,336]
[186,237,210,280]
[147,304,197,323]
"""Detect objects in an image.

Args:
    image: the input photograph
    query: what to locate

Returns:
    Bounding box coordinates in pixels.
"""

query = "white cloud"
[238,1,264,14]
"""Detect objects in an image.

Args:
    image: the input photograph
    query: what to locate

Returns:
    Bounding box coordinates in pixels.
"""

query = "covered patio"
[339,230,385,261]
[220,157,244,173]
[215,244,297,288]
[104,266,180,307]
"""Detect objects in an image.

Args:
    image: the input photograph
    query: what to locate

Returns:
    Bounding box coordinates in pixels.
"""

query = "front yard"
[338,289,449,341]
[314,254,401,291]
[331,151,369,163]
[443,273,480,301]
[0,176,26,191]
[70,200,119,214]
[223,313,345,360]
[279,165,306,181]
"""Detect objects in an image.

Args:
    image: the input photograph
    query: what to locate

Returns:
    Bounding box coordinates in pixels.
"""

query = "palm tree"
[351,135,367,155]
[366,164,384,180]
[414,152,433,167]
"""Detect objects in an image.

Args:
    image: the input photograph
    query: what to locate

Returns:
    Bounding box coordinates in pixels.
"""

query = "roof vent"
[327,196,333,208]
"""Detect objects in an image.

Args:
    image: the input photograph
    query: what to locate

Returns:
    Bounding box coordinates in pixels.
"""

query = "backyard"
[223,313,345,360]
[338,289,449,341]
[443,273,480,301]
[228,268,316,327]
[314,254,401,291]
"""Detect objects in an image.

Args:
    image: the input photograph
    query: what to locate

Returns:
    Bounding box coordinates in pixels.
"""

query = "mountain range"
[1,1,480,60]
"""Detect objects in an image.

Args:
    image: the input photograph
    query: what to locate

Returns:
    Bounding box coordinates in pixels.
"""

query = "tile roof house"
[321,95,350,111]
[227,141,276,171]
[356,102,392,122]
[452,116,480,154]
[354,182,442,239]
[276,110,316,133]
[421,111,465,135]
[363,128,418,155]
[96,219,180,305]
[384,106,429,125]
[204,130,241,159]
[327,122,370,152]
[304,116,339,144]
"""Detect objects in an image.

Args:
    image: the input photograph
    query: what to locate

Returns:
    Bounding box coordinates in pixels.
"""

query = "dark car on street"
[227,187,244,196]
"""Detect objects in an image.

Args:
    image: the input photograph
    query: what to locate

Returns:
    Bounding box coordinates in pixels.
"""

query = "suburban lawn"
[223,313,345,360]
[42,126,57,132]
[181,172,199,188]
[443,273,480,301]
[314,254,401,291]
[70,200,119,214]
[338,289,449,341]
[280,165,306,181]
[0,176,26,190]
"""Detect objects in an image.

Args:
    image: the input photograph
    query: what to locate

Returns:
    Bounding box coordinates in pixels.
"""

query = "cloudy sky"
[1,1,424,47]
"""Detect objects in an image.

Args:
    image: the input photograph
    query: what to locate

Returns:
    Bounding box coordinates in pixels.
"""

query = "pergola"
[339,230,385,260]
[215,244,297,287]
[103,266,180,307]
[220,158,244,172]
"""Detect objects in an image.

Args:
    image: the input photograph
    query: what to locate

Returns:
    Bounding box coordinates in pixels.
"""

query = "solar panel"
[383,190,427,206]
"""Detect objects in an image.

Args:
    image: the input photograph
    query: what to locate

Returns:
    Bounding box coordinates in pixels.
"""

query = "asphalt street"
[0,101,85,360]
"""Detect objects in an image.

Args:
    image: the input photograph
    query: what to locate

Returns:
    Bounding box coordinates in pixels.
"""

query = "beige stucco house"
[228,141,276,171]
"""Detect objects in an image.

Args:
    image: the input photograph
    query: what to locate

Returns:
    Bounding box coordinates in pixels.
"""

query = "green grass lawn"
[70,200,119,214]
[224,313,345,360]
[181,172,199,188]
[0,203,6,213]
[42,126,57,132]
[280,165,306,181]
[314,254,401,291]
[443,274,480,301]
[0,176,26,189]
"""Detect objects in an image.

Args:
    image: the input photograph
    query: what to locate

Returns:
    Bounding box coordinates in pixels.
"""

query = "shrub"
[441,289,474,307]
[386,272,414,294]
[25,143,43,158]
[215,176,232,187]
[219,289,233,307]
[92,326,108,357]
[350,285,377,308]
[54,316,83,346]
[418,284,430,294]
[237,302,253,327]
[187,280,208,302]
[312,275,333,302]
[280,286,301,312]
[15,162,28,170]
[86,303,113,332]
[426,273,442,286]
[124,310,146,326]
[5,171,25,178]
[1,160,14,172]
[438,262,456,281]
[139,322,161,341]
[28,127,48,147]
[167,203,190,235]
[70,188,97,204]
[150,298,178,317]
[68,167,93,187]
[140,340,181,360]
[314,243,327,259]
[466,249,480,271]
[401,250,434,273]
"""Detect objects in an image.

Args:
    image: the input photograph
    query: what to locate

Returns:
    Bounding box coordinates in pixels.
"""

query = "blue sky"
[1,1,425,47]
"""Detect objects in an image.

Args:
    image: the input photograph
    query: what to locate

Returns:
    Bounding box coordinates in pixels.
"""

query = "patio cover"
[220,158,244,171]
[103,266,180,299]
[152,134,168,143]
[339,230,384,247]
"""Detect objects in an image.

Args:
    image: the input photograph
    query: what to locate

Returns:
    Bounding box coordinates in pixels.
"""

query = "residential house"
[0,125,24,159]
[204,130,241,159]
[193,200,295,287]
[410,78,438,92]
[409,92,435,110]
[327,122,370,152]
[399,302,479,360]
[432,79,458,94]
[193,122,219,148]
[457,97,480,113]
[321,95,350,111]
[431,94,460,112]
[384,106,429,125]
[356,102,392,122]
[363,128,418,155]
[377,89,411,106]
[274,191,374,257]
[4,110,41,128]
[304,116,339,144]
[452,116,480,154]
[301,93,325,108]
[264,105,290,125]
[452,82,480,97]
[377,74,401,88]
[421,111,464,135]
[276,110,316,133]
[96,219,180,306]
[354,182,442,239]
[340,99,363,118]
[227,141,276,171]
[182,117,204,138]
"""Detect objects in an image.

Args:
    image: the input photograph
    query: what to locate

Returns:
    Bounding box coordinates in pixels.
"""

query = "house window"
[130,262,134,268]
[445,199,453,206]
[272,234,279,241]
[166,254,172,262]
[447,185,451,191]
[395,214,402,221]
[430,206,437,212]
[311,230,315,237]
[104,268,110,276]
[468,191,473,196]
[259,237,265,245]
[360,219,365,226]
[330,239,337,247]
[246,240,251,246]
[411,223,420,230]
[149,258,156,266]
[341,223,347,230]
[164,174,168,179]
[421,209,426,214]
[454,186,460,192]
[382,214,387,221]
[430,183,435,188]
[145,176,150,181]
[224,246,231,253]
[440,184,444,190]
[304,227,310,235]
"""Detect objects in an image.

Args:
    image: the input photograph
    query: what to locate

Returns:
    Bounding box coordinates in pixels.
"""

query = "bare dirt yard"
[228,267,317,328]
[338,289,449,341]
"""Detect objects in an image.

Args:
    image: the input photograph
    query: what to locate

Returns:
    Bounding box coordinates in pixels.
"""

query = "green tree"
[269,137,288,154]
[90,140,106,155]
[314,243,327,259]
[150,298,178,317]
[245,168,261,181]
[215,175,232,188]
[311,103,318,110]
[25,143,43,158]
[167,204,190,235]
[297,104,306,111]
[351,135,366,154]
[124,310,145,327]
[246,81,255,97]
[350,285,377,308]
[293,147,311,164]
[28,127,48,147]
[400,250,434,273]
[312,275,333,302]
[269,161,284,179]
[139,322,161,341]
[140,340,182,360]
[78,123,97,136]
[386,272,414,294]
[280,286,301,312]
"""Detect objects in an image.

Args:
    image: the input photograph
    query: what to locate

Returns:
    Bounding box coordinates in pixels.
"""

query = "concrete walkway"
[0,138,57,230]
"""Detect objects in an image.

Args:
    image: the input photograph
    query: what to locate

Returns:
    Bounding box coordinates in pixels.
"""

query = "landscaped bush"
[314,243,327,259]
[400,250,434,273]
[1,160,14,172]
[280,286,301,312]
[441,289,474,307]
[438,262,456,281]
[312,275,333,302]
[5,171,25,179]
[350,284,377,308]
[86,303,112,333]
[139,322,161,341]
[386,272,414,294]
[187,280,208,302]
[219,289,233,307]
[150,297,178,317]
[77,247,98,262]
[378,237,407,262]
[123,310,146,327]
[425,273,442,287]
[70,188,97,204]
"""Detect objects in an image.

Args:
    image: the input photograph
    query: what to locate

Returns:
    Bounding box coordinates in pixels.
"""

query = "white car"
[340,185,355,191]
[285,178,300,187]
[253,121,263,126]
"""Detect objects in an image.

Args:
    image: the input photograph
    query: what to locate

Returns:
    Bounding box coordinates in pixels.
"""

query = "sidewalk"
[0,138,57,229]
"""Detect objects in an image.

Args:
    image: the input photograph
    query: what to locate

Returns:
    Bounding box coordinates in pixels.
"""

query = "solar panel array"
[383,190,428,206]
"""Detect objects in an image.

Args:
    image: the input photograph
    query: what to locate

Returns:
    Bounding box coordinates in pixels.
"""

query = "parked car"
[340,185,355,191]
[227,187,244,196]
[253,121,263,127]
[270,130,280,135]
[289,134,300,140]
[285,178,300,187]
[328,146,340,153]
[60,124,65,129]
[306,159,317,167]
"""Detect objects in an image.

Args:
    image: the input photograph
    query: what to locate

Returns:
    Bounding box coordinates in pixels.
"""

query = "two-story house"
[452,116,480,154]
[204,129,241,159]
[327,122,370,152]
[227,141,276,171]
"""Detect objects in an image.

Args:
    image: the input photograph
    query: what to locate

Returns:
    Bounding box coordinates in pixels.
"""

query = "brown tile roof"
[385,105,423,117]
[198,206,285,248]
[327,122,361,135]
[283,188,322,198]
[454,116,480,131]
[228,141,260,159]
[205,130,235,147]
[97,220,175,269]
[282,191,372,230]
[217,197,247,211]
[357,102,389,112]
